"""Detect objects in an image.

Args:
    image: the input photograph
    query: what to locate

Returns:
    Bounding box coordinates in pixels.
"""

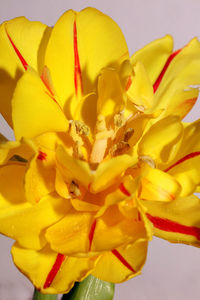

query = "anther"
[69,180,81,197]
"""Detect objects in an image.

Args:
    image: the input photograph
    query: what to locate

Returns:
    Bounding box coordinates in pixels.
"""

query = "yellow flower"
[0,7,200,294]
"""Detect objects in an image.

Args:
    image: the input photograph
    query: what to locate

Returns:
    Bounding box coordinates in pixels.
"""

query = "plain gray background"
[0,0,200,299]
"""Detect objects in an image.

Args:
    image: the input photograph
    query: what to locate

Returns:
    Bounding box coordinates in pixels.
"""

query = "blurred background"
[0,0,200,299]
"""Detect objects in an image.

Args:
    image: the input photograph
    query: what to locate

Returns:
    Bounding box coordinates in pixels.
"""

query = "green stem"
[33,289,57,300]
[61,275,115,300]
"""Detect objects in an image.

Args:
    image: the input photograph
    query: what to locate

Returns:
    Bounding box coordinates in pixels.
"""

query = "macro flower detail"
[0,7,200,295]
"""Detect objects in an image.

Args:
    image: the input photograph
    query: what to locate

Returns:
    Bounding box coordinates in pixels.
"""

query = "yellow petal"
[45,8,129,111]
[91,154,137,193]
[0,17,50,126]
[92,239,148,282]
[152,38,200,119]
[138,116,183,165]
[12,243,97,294]
[45,211,93,255]
[12,67,68,140]
[91,205,146,252]
[143,195,200,245]
[97,69,124,119]
[0,163,70,249]
[131,35,173,84]
[166,152,200,197]
[56,145,93,189]
[126,61,154,110]
[0,138,36,165]
[25,149,55,203]
[140,163,181,202]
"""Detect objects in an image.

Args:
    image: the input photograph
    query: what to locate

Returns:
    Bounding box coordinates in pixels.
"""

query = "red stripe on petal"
[165,152,200,172]
[88,219,97,251]
[112,249,136,273]
[153,49,182,93]
[73,21,82,96]
[146,213,200,240]
[37,151,47,161]
[119,183,131,197]
[6,30,28,70]
[43,253,66,289]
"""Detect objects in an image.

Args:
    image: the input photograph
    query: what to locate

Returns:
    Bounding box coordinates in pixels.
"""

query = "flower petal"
[45,211,93,255]
[131,35,173,84]
[152,38,200,119]
[140,163,181,202]
[45,8,129,110]
[92,239,148,282]
[56,145,93,189]
[143,195,200,245]
[138,116,183,165]
[0,17,50,126]
[11,243,97,294]
[91,205,146,252]
[24,149,55,203]
[12,68,68,140]
[0,163,71,249]
[126,61,154,110]
[91,154,137,193]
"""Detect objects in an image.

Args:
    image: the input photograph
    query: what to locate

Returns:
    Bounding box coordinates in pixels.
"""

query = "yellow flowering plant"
[0,7,200,299]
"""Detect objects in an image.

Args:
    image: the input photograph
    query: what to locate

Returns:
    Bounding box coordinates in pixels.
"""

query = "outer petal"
[45,8,129,110]
[0,17,50,126]
[45,211,93,255]
[143,195,200,245]
[12,68,68,140]
[11,243,97,294]
[92,240,148,282]
[138,116,183,165]
[0,164,71,249]
[131,35,173,84]
[164,120,200,196]
[152,38,200,119]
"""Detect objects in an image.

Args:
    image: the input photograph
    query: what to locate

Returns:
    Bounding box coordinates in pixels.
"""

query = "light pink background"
[0,0,200,299]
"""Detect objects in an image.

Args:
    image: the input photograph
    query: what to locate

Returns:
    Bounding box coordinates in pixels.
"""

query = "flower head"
[0,7,200,294]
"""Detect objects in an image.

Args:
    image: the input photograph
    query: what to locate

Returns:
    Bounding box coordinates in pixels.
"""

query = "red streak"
[153,49,182,93]
[119,183,131,197]
[88,219,97,251]
[73,21,82,95]
[43,253,65,289]
[146,213,200,240]
[125,76,132,91]
[165,152,200,172]
[6,31,28,70]
[112,249,136,273]
[37,151,47,161]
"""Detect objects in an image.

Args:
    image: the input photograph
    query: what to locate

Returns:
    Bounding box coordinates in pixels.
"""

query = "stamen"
[124,128,134,142]
[74,120,89,136]
[110,141,130,156]
[114,113,126,128]
[90,115,113,163]
[69,121,84,159]
[69,180,81,198]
